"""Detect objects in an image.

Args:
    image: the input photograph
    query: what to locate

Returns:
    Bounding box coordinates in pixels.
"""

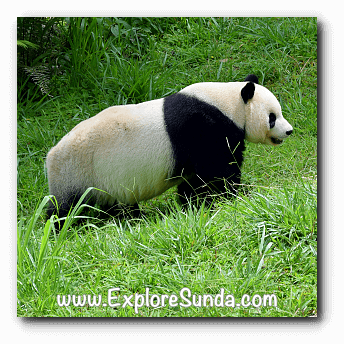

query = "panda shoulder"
[165,82,219,110]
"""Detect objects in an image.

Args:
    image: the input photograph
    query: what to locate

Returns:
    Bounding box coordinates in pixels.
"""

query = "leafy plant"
[17,40,39,50]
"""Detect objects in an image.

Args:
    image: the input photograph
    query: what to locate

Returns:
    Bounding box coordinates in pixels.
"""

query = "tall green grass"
[17,179,316,317]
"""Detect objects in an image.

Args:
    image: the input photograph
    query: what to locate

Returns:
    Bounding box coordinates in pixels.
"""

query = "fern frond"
[23,65,52,97]
[17,40,39,50]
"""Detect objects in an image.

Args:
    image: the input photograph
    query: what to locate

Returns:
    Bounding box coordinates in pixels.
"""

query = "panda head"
[241,75,293,146]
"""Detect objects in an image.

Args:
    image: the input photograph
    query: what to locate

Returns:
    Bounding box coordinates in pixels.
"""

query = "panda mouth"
[271,137,283,145]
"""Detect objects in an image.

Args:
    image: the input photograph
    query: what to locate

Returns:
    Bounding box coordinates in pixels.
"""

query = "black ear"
[241,82,255,104]
[244,74,259,84]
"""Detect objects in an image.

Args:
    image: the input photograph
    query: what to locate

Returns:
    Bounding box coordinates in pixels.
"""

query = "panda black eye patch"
[269,113,276,128]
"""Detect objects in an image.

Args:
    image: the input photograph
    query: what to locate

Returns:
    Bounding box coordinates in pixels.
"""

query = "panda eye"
[269,113,276,129]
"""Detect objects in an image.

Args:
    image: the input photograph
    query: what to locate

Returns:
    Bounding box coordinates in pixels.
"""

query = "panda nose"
[286,129,293,136]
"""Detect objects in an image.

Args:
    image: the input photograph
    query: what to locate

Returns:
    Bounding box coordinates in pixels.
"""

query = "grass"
[17,17,317,317]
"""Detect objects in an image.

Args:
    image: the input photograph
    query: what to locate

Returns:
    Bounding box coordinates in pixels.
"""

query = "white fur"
[47,98,179,206]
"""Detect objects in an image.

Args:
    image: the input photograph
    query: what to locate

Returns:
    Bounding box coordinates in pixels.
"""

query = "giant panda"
[46,74,293,227]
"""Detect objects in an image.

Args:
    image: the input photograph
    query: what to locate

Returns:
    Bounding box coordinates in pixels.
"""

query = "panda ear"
[244,74,259,84]
[241,82,255,104]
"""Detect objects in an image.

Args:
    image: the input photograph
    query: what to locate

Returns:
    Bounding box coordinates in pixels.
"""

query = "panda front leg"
[177,176,207,206]
[207,173,242,199]
[177,171,241,207]
[176,177,222,206]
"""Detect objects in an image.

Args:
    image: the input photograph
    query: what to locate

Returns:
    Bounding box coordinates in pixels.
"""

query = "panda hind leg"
[46,190,94,232]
